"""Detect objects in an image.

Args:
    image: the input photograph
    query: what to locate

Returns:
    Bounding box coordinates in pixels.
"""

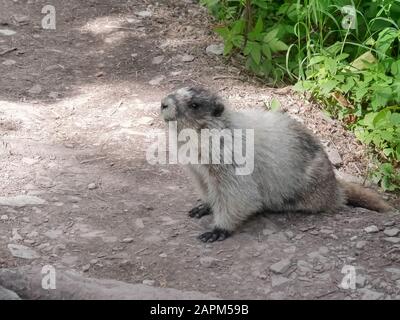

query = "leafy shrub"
[201,0,400,191]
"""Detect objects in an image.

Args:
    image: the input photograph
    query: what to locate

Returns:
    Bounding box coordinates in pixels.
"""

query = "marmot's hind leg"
[188,203,212,218]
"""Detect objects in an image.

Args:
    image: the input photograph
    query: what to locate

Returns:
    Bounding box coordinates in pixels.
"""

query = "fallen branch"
[0,47,17,56]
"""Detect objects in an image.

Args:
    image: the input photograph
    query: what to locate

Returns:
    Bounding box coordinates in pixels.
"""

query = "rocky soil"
[0,0,399,300]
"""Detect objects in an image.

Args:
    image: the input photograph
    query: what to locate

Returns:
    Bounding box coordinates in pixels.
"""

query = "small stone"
[262,228,275,236]
[0,29,16,36]
[28,84,42,94]
[149,75,165,86]
[326,147,343,166]
[360,289,384,300]
[270,258,292,274]
[136,10,152,18]
[48,92,61,99]
[11,228,23,241]
[142,279,155,286]
[2,59,16,66]
[385,268,400,280]
[137,116,154,125]
[8,244,39,259]
[0,195,46,207]
[206,43,224,55]
[356,240,367,249]
[27,231,38,238]
[82,264,91,272]
[383,228,400,237]
[383,237,400,244]
[159,253,167,258]
[90,259,99,264]
[200,256,218,268]
[271,275,290,287]
[320,228,333,235]
[152,55,164,65]
[12,14,29,25]
[87,183,97,190]
[0,214,8,221]
[384,221,395,227]
[356,274,367,288]
[364,225,379,233]
[122,238,134,243]
[181,54,195,62]
[135,218,145,229]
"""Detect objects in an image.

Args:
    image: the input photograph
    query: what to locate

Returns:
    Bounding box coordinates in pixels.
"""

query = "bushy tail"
[339,180,392,212]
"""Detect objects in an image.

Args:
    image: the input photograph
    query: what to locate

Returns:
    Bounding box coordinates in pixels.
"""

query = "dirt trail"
[0,0,399,300]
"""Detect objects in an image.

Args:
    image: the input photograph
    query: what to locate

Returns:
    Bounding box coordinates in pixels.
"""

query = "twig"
[213,75,242,81]
[110,100,123,116]
[0,47,17,56]
[80,156,107,164]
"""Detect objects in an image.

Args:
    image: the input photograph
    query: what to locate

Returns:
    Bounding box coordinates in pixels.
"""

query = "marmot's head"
[161,87,225,128]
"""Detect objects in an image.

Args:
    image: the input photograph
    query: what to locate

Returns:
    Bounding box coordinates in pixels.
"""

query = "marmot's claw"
[188,203,211,218]
[198,228,230,242]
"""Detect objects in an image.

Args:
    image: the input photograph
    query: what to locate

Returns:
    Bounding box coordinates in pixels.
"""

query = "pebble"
[136,10,152,18]
[142,279,155,286]
[360,289,384,300]
[149,75,165,86]
[159,253,167,258]
[82,264,91,272]
[181,54,195,62]
[11,228,23,241]
[200,256,218,268]
[355,240,367,249]
[0,215,8,221]
[135,218,145,229]
[7,244,39,259]
[152,55,164,65]
[384,221,395,227]
[383,228,400,237]
[271,275,290,287]
[364,225,379,233]
[206,43,224,55]
[122,238,134,243]
[28,84,42,94]
[0,195,46,207]
[87,183,97,190]
[270,258,292,274]
[0,29,16,36]
[383,237,400,244]
[2,59,16,66]
[326,147,343,166]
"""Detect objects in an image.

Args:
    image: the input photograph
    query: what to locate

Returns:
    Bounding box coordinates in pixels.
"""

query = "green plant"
[202,0,400,191]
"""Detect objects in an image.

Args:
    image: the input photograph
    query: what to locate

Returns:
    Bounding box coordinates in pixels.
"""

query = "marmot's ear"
[212,99,225,117]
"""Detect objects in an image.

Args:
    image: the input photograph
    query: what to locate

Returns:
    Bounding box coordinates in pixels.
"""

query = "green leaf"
[269,98,281,111]
[262,44,272,60]
[269,39,288,52]
[319,79,338,95]
[264,29,279,43]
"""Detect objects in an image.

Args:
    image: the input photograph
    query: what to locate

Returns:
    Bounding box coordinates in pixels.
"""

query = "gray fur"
[160,87,386,239]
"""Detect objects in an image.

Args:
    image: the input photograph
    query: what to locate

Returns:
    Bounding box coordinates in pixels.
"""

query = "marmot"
[160,87,392,242]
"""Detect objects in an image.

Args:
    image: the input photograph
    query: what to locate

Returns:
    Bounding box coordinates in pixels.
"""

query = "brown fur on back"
[339,180,392,212]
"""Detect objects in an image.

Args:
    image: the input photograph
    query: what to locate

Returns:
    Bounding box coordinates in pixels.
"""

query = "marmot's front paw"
[198,228,231,242]
[188,203,212,218]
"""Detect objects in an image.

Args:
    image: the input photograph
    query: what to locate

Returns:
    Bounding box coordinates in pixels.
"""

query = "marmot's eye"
[190,103,199,109]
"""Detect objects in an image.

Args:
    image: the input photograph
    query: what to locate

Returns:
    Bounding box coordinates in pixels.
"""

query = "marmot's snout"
[160,95,178,122]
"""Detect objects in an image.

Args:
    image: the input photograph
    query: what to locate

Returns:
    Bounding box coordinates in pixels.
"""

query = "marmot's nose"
[161,103,168,110]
